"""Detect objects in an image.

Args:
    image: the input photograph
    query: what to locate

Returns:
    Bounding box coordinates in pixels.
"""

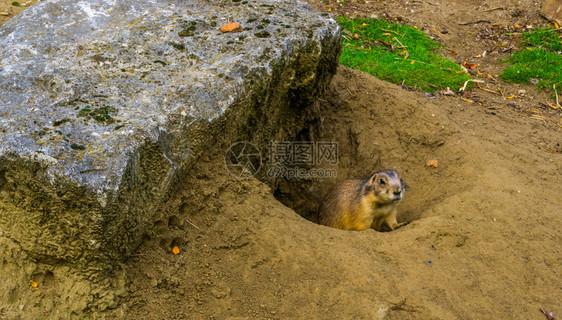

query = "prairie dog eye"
[379,178,386,185]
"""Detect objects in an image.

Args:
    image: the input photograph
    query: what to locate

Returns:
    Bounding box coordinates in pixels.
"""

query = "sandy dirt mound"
[122,65,561,319]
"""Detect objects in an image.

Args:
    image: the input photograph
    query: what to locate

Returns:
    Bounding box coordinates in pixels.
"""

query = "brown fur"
[318,170,406,231]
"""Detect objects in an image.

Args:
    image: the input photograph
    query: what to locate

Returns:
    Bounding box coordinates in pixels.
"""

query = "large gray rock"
[0,0,340,273]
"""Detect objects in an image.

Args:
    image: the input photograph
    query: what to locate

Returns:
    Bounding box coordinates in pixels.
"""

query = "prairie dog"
[318,170,406,231]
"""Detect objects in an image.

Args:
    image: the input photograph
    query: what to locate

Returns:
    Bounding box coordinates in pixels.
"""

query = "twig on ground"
[478,87,502,95]
[459,79,484,92]
[393,37,407,49]
[342,29,353,37]
[185,218,200,230]
[554,84,560,108]
[501,45,515,53]
[431,25,449,38]
[482,7,506,12]
[539,308,554,320]
[378,27,404,37]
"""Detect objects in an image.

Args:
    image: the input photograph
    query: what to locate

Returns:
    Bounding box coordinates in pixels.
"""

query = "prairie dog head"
[365,170,406,204]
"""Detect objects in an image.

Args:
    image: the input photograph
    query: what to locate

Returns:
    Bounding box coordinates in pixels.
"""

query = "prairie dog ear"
[401,179,407,190]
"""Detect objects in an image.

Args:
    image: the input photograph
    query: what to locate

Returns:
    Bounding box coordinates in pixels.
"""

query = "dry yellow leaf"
[172,245,180,255]
[546,102,559,109]
[463,61,477,69]
[31,281,38,288]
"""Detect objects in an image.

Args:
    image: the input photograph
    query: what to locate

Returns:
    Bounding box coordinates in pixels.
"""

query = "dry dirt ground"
[1,0,561,319]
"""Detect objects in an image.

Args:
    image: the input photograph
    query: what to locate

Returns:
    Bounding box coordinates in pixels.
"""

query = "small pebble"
[426,159,439,168]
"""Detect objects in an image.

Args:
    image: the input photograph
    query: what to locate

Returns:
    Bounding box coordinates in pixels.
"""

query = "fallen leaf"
[172,245,180,255]
[463,61,478,69]
[410,60,415,64]
[383,32,391,36]
[450,50,456,56]
[353,33,359,39]
[376,40,392,47]
[426,159,439,168]
[462,98,473,103]
[31,281,38,288]
[220,22,242,33]
[328,8,331,12]
[442,87,455,96]
[506,94,514,99]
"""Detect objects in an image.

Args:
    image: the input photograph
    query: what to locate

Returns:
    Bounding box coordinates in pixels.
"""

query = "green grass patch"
[337,17,470,92]
[501,27,562,93]
[519,26,562,52]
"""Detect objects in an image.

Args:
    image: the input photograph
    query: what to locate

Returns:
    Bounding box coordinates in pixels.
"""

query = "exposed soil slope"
[123,66,561,319]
